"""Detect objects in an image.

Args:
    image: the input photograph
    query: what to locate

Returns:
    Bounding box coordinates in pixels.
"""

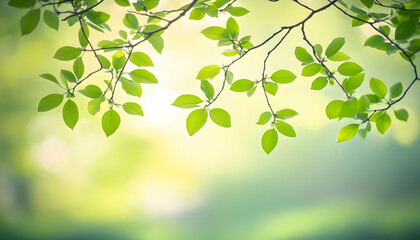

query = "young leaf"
[257,112,272,125]
[369,77,387,99]
[172,94,203,108]
[271,70,297,84]
[123,102,144,116]
[129,69,158,84]
[148,35,164,54]
[226,7,249,17]
[43,10,59,31]
[54,46,82,61]
[79,85,102,98]
[295,47,313,62]
[60,70,76,83]
[328,52,351,61]
[390,82,403,99]
[264,81,278,96]
[102,109,121,137]
[21,8,40,35]
[311,77,328,90]
[121,78,142,98]
[343,73,364,94]
[261,129,278,155]
[38,94,63,112]
[325,100,344,119]
[230,79,254,92]
[226,17,239,38]
[186,109,208,136]
[88,97,105,116]
[86,11,110,25]
[62,100,79,130]
[301,63,321,77]
[337,62,363,76]
[73,57,84,79]
[276,109,298,119]
[201,26,226,40]
[130,52,154,67]
[376,111,391,135]
[196,65,221,80]
[200,80,215,100]
[112,50,126,70]
[395,20,416,41]
[189,8,206,20]
[325,37,345,58]
[394,109,409,122]
[337,124,359,142]
[97,55,111,69]
[40,73,60,86]
[115,0,130,7]
[275,121,296,137]
[210,108,231,128]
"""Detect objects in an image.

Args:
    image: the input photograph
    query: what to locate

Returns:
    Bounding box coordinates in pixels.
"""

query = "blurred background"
[1,0,419,239]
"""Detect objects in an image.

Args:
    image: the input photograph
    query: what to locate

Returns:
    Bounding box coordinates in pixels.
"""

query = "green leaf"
[186,109,208,136]
[328,52,351,61]
[40,73,60,86]
[337,124,359,142]
[226,71,234,85]
[115,0,130,7]
[376,111,391,135]
[325,37,345,58]
[60,70,76,83]
[364,35,385,48]
[352,15,370,27]
[295,47,313,62]
[261,128,278,155]
[201,26,226,40]
[325,100,344,119]
[395,20,417,41]
[394,109,409,122]
[390,82,403,99]
[73,57,84,79]
[369,77,387,99]
[62,100,79,130]
[230,79,254,92]
[210,108,231,128]
[196,65,221,80]
[222,49,238,57]
[88,97,104,116]
[359,129,368,139]
[21,8,40,35]
[121,77,142,98]
[275,121,296,137]
[148,35,164,54]
[112,50,126,70]
[337,62,363,76]
[358,95,370,113]
[79,85,102,98]
[143,0,159,10]
[200,80,215,100]
[257,112,272,125]
[226,7,249,17]
[54,46,82,61]
[43,10,59,31]
[276,109,298,119]
[226,17,239,38]
[86,11,110,25]
[247,86,257,97]
[8,0,36,8]
[360,0,373,8]
[123,13,139,29]
[38,94,63,112]
[341,98,358,118]
[264,81,278,96]
[301,63,321,77]
[172,94,203,108]
[314,44,323,57]
[130,52,154,67]
[102,109,121,137]
[189,8,206,20]
[129,69,158,84]
[343,73,364,94]
[78,25,89,48]
[123,102,144,116]
[98,55,111,69]
[271,70,297,84]
[311,77,328,90]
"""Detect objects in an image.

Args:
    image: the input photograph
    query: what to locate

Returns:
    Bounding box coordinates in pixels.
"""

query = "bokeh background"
[1,0,420,239]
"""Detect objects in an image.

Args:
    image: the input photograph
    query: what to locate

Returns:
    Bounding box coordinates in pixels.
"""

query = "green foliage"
[10,0,418,155]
